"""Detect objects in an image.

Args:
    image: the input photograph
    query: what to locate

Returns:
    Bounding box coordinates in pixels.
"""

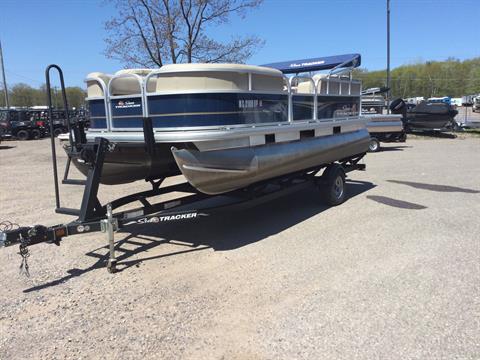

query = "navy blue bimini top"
[262,54,361,74]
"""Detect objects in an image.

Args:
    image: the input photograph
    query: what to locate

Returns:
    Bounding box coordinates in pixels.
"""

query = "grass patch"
[460,128,480,135]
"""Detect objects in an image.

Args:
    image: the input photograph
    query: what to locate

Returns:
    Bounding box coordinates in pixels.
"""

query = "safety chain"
[1,221,32,277]
[0,220,19,232]
[18,240,30,277]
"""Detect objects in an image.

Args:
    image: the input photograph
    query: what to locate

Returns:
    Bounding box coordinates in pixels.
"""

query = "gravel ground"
[0,136,479,359]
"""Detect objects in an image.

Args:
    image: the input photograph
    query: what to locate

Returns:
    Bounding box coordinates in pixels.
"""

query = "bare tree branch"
[129,5,162,66]
[104,0,264,67]
[139,0,163,65]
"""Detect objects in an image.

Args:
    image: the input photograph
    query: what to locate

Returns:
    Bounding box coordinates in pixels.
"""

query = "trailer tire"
[319,164,346,206]
[53,128,63,137]
[31,129,42,140]
[16,130,30,141]
[368,137,380,152]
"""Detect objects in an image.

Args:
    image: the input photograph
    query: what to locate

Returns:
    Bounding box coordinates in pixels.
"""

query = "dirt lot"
[0,136,479,359]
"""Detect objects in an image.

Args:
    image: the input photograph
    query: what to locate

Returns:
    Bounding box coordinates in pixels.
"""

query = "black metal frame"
[0,154,366,245]
[0,143,366,272]
[46,65,92,216]
[45,66,155,222]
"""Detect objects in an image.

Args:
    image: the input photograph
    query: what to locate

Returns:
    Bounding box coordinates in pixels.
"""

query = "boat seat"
[115,69,157,92]
[110,77,141,96]
[156,71,248,92]
[86,72,112,98]
[313,74,361,96]
[313,74,340,95]
[155,72,284,92]
[251,74,285,92]
[115,69,153,77]
[296,80,314,94]
[154,63,285,93]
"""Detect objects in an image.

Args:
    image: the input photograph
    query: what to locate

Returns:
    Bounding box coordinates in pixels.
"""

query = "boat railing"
[322,57,360,96]
[85,75,111,131]
[283,75,293,122]
[88,68,361,131]
[289,76,317,121]
[108,73,145,131]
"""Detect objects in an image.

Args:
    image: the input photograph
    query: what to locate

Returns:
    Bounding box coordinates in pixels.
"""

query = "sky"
[0,0,479,88]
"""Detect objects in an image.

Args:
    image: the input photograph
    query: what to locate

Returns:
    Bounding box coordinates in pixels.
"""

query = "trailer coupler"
[0,223,68,277]
[0,224,66,248]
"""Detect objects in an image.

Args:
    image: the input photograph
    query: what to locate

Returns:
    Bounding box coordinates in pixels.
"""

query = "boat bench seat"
[88,65,286,97]
[295,75,360,96]
[154,71,284,93]
[153,63,285,93]
[110,69,157,96]
[155,71,249,92]
[312,74,361,96]
[296,81,314,94]
[87,72,112,98]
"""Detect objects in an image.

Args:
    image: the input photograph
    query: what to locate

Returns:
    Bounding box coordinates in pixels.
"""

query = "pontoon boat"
[70,54,369,194]
[0,57,372,274]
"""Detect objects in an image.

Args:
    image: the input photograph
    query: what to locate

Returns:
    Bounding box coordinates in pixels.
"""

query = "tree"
[10,83,37,107]
[354,57,480,98]
[0,85,6,108]
[104,0,264,67]
[65,87,87,109]
[0,83,86,109]
[465,60,480,95]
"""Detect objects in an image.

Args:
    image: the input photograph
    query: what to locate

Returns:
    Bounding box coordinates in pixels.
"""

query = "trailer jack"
[101,204,118,273]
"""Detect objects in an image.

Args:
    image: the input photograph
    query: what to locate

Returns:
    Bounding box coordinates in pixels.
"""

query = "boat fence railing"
[108,73,145,103]
[85,75,111,132]
[89,69,361,130]
[289,75,317,121]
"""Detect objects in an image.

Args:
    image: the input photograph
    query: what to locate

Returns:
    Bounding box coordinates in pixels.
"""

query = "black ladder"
[45,65,107,222]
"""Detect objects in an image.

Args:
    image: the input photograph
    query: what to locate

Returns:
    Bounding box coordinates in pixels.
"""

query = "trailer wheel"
[53,128,63,137]
[319,164,346,206]
[368,137,380,152]
[30,129,42,140]
[16,130,30,141]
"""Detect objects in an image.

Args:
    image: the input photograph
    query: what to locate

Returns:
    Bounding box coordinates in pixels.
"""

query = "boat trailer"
[0,65,367,274]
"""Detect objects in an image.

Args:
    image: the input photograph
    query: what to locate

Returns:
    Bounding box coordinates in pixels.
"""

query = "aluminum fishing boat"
[70,54,369,194]
[390,98,458,132]
[360,87,406,152]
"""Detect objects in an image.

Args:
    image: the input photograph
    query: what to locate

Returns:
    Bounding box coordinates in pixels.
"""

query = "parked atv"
[0,109,46,140]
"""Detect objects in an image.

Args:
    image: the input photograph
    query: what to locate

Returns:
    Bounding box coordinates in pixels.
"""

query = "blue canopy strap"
[261,53,361,74]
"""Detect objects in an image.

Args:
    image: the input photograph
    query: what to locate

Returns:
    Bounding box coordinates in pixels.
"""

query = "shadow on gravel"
[0,145,15,150]
[379,145,412,152]
[409,131,457,139]
[366,195,427,210]
[24,180,375,291]
[116,180,375,256]
[388,180,479,194]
